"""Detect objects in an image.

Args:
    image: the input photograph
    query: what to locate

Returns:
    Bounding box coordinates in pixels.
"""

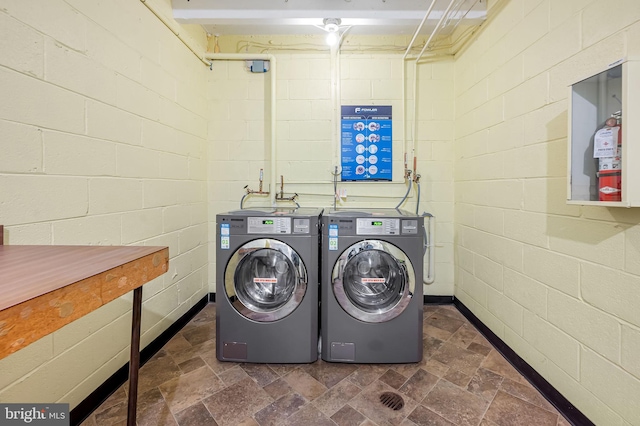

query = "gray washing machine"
[216,207,322,363]
[321,208,424,363]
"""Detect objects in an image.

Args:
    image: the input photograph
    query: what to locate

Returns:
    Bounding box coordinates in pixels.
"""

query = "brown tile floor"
[81,304,571,426]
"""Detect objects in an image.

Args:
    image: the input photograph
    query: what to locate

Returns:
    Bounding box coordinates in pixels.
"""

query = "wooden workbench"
[0,235,169,426]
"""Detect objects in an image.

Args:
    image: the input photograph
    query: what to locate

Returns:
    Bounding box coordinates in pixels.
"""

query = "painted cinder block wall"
[0,0,209,407]
[206,48,455,297]
[1,0,638,423]
[454,0,640,424]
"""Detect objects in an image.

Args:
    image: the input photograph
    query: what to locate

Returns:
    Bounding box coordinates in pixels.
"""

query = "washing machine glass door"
[225,238,308,322]
[332,240,415,323]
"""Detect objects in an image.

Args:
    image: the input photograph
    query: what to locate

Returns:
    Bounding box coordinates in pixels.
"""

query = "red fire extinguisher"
[595,115,622,202]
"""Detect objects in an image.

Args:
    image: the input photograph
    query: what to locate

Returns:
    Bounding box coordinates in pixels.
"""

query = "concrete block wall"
[206,48,455,296]
[7,0,638,421]
[454,0,640,424]
[0,0,209,408]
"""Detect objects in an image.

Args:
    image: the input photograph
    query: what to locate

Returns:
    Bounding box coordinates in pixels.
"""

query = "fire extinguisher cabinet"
[567,58,640,207]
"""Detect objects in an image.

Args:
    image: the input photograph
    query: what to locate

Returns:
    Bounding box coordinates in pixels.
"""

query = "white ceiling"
[171,0,487,36]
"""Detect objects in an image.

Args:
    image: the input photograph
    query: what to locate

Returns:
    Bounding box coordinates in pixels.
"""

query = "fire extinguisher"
[595,114,622,201]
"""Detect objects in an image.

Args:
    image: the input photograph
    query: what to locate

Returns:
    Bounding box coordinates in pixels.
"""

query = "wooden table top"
[0,245,169,359]
[0,245,166,311]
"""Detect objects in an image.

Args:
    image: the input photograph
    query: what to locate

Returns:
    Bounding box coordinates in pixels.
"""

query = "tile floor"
[81,304,571,426]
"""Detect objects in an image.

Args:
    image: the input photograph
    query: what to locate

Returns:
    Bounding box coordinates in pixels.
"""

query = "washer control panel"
[247,217,291,234]
[356,218,400,235]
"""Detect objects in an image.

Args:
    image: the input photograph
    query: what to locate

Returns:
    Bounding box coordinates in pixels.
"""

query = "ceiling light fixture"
[323,18,342,46]
[324,18,341,33]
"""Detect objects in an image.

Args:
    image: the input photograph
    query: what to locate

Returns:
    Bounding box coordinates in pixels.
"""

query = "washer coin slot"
[402,220,418,234]
[293,218,310,234]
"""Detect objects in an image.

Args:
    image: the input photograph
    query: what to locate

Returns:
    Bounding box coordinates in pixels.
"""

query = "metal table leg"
[127,287,143,426]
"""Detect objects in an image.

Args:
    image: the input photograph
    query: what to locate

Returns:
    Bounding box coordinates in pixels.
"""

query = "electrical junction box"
[247,60,269,73]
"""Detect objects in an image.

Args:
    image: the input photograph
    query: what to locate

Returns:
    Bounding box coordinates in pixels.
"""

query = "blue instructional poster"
[341,105,392,181]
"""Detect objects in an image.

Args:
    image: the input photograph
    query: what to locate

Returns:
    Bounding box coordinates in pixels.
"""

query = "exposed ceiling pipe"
[401,0,437,180]
[203,53,278,205]
[403,0,437,60]
[416,0,457,62]
[425,0,480,54]
[331,43,339,179]
[396,2,440,290]
[448,0,481,34]
[408,0,457,165]
[140,0,210,66]
[332,28,352,202]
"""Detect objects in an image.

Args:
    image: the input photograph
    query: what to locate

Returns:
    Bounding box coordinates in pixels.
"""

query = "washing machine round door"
[225,238,307,322]
[332,240,415,323]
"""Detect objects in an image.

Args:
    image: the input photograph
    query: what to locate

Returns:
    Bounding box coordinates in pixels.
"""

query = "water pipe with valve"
[411,158,435,286]
[396,154,416,210]
[414,173,422,215]
[240,169,270,209]
[275,175,300,208]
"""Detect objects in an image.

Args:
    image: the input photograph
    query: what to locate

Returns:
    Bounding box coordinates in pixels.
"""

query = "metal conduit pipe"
[331,44,339,173]
[401,0,437,168]
[416,0,457,62]
[423,212,436,284]
[408,0,469,161]
[449,0,482,34]
[282,191,419,200]
[140,0,210,67]
[403,0,437,60]
[410,0,472,286]
[203,53,277,205]
[412,60,418,168]
[332,27,350,186]
[336,45,342,174]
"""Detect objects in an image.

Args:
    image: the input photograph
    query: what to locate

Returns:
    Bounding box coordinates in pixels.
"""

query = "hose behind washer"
[395,179,412,209]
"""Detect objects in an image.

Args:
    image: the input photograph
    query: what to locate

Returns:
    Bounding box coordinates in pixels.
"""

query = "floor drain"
[379,392,404,411]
